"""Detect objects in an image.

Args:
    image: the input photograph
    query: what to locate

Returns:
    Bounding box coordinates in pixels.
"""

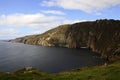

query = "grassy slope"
[0,60,120,80]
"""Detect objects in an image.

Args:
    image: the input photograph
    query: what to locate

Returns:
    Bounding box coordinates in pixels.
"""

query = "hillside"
[10,19,120,58]
[0,60,120,80]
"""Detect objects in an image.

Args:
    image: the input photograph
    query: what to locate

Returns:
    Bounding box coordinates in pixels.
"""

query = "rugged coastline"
[10,19,120,59]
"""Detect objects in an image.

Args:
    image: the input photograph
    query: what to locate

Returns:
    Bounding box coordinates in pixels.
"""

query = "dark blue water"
[0,41,104,73]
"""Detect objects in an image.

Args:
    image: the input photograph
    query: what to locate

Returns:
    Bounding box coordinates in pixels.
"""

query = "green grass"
[0,60,120,80]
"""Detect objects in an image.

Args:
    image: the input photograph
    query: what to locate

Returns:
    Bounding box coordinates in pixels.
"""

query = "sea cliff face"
[10,19,120,57]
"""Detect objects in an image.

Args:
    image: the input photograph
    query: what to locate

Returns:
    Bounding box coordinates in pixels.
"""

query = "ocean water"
[0,41,105,73]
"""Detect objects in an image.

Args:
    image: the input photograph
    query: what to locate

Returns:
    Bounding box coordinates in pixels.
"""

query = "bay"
[0,41,105,73]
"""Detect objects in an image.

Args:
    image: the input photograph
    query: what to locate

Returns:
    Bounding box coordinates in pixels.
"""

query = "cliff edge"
[10,19,120,58]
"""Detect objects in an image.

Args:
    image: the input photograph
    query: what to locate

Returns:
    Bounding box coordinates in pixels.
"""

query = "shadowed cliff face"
[10,19,120,57]
[65,20,120,57]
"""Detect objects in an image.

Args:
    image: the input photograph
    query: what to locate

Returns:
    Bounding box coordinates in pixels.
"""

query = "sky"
[0,0,120,40]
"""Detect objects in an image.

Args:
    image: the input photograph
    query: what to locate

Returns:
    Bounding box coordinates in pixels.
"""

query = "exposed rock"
[10,19,120,58]
[25,67,33,71]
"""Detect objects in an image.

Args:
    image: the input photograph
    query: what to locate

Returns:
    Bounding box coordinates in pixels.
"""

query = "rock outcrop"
[10,19,120,58]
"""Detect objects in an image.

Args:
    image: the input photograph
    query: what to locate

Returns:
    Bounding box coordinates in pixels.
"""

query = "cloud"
[0,13,84,39]
[41,10,65,15]
[0,13,83,30]
[0,13,66,28]
[41,0,120,13]
[0,29,21,39]
[0,29,19,35]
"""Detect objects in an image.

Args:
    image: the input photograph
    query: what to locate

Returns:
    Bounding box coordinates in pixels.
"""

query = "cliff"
[10,19,120,58]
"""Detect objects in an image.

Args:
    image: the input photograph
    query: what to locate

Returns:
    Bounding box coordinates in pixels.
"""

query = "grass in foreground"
[0,60,120,80]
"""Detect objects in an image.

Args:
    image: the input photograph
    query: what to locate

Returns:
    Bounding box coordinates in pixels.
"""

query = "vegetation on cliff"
[0,60,120,80]
[10,19,120,58]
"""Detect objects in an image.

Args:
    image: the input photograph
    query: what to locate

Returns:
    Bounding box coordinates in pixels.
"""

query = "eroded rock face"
[67,20,120,57]
[10,19,120,57]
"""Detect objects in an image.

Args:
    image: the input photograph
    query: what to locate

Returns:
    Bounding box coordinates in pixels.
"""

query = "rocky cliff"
[10,19,120,58]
